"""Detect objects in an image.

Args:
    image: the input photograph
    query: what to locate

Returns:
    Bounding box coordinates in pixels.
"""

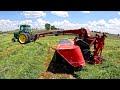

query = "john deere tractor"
[12,24,35,44]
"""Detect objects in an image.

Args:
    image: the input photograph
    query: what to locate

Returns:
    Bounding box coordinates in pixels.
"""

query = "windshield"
[20,26,31,32]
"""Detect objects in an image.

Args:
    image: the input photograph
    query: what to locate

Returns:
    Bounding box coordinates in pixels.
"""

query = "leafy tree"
[51,25,56,30]
[45,23,51,30]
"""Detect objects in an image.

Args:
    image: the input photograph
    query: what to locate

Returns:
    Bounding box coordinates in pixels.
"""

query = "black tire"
[54,32,59,36]
[18,33,29,44]
[55,33,59,36]
[26,33,32,43]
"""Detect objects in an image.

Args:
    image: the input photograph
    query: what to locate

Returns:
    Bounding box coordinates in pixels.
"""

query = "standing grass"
[0,34,75,79]
[0,33,120,79]
[74,37,120,79]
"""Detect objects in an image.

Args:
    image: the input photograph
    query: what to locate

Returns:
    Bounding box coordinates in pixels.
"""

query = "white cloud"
[0,18,120,34]
[0,19,19,31]
[21,11,46,18]
[34,18,49,29]
[80,11,90,13]
[108,18,120,26]
[97,19,107,26]
[51,20,88,29]
[0,19,34,31]
[88,18,120,34]
[20,20,33,25]
[88,19,106,27]
[51,11,69,17]
[118,12,120,15]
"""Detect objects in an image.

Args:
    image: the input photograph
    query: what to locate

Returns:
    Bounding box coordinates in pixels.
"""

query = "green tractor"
[12,24,35,44]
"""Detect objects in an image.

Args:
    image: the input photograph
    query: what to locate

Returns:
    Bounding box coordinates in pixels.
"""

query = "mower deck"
[56,39,86,68]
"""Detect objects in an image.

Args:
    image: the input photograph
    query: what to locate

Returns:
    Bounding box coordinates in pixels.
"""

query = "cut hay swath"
[0,33,120,79]
[0,45,24,57]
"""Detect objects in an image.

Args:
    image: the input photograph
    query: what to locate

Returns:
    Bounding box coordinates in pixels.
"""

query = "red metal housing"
[56,39,86,68]
[34,28,107,68]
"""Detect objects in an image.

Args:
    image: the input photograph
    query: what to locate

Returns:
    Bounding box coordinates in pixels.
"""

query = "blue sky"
[0,11,119,23]
[0,11,120,34]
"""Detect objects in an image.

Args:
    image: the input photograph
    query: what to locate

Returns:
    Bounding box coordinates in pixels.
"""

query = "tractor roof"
[20,24,31,27]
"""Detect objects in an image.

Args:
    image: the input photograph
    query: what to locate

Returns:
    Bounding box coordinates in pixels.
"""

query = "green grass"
[74,37,120,79]
[0,33,120,79]
[0,34,75,79]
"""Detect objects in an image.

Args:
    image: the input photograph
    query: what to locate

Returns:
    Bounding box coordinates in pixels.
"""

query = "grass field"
[0,33,120,79]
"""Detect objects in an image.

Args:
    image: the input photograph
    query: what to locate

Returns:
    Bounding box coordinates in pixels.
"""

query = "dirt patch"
[44,47,55,68]
[0,45,24,57]
[116,60,120,64]
[39,72,74,79]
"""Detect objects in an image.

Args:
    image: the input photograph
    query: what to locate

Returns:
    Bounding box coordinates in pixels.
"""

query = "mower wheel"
[54,31,59,36]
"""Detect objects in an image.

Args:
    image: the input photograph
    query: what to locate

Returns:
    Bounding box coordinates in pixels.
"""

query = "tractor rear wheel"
[18,33,29,44]
[26,33,32,43]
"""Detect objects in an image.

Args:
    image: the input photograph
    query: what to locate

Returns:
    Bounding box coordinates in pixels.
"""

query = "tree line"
[45,23,64,30]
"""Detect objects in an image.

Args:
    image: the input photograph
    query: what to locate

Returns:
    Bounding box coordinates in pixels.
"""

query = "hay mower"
[12,25,107,69]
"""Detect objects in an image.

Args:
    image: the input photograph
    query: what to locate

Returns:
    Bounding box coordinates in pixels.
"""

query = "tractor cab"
[19,24,32,33]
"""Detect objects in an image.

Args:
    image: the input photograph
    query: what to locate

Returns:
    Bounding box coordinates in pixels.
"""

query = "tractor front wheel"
[11,38,16,42]
[18,33,29,44]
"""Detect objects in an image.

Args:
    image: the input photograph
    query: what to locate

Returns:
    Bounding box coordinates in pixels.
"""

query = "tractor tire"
[18,33,29,44]
[26,33,32,43]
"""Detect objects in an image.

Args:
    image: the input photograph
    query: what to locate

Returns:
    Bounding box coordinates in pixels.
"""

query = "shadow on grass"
[46,51,81,78]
